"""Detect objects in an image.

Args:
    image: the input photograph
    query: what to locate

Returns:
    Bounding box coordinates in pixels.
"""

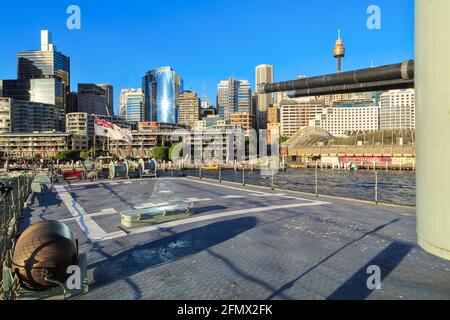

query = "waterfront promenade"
[23,177,450,300]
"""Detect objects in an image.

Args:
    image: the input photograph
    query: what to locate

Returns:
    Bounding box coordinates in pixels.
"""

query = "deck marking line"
[55,186,120,241]
[222,195,245,199]
[179,178,322,203]
[59,209,118,223]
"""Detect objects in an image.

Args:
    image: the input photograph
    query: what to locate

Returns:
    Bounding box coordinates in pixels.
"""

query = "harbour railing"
[0,170,34,286]
[166,165,415,207]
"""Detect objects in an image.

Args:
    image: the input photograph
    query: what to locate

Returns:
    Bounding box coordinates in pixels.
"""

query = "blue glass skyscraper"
[142,66,182,124]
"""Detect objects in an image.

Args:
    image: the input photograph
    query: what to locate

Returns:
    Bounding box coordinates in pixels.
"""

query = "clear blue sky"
[0,0,414,115]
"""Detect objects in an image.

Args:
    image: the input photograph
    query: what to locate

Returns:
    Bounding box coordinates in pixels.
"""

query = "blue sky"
[0,0,414,115]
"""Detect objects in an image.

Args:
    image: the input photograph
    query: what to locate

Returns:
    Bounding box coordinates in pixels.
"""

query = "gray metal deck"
[23,177,450,300]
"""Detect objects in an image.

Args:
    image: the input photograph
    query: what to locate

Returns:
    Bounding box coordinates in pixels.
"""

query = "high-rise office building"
[178,91,201,128]
[120,89,145,122]
[255,64,274,130]
[280,100,324,137]
[1,31,70,109]
[142,66,183,124]
[78,84,112,116]
[217,78,252,123]
[98,84,114,116]
[18,31,70,89]
[380,89,415,130]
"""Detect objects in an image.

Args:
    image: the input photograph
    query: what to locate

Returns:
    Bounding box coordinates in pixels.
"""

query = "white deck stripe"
[102,201,328,241]
[59,209,118,223]
[55,186,120,241]
[180,178,322,203]
[223,195,245,199]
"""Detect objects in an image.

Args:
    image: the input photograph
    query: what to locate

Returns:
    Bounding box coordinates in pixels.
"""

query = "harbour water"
[183,168,416,207]
[0,168,416,207]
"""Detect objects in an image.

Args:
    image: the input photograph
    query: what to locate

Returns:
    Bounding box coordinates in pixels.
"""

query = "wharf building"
[0,97,64,134]
[309,99,379,136]
[66,113,136,150]
[0,132,70,159]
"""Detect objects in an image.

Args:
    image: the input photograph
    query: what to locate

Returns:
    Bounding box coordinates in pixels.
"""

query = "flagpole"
[93,117,97,180]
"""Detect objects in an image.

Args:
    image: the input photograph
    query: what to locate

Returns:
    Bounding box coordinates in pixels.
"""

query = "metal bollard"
[199,166,202,180]
[219,165,222,183]
[315,167,319,198]
[375,171,379,205]
[242,164,245,187]
[271,168,275,191]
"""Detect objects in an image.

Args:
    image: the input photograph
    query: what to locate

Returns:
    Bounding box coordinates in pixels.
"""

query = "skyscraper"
[0,31,70,110]
[16,30,70,108]
[98,84,114,116]
[217,78,252,123]
[255,64,274,130]
[178,91,201,128]
[78,84,112,115]
[120,89,145,122]
[142,66,183,124]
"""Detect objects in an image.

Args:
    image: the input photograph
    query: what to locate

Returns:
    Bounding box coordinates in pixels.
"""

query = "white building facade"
[309,101,379,136]
[380,89,415,130]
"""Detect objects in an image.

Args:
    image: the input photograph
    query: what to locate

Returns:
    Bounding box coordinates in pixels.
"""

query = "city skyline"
[0,0,414,114]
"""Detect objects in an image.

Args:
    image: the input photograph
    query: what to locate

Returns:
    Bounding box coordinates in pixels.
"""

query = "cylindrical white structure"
[416,0,450,260]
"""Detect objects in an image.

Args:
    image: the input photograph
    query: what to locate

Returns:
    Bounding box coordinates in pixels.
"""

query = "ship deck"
[23,176,450,300]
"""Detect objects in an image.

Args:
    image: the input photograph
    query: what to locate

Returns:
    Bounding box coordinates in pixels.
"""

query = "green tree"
[169,143,184,161]
[55,150,82,161]
[152,147,169,161]
[55,151,67,161]
[80,150,91,160]
[280,136,290,144]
